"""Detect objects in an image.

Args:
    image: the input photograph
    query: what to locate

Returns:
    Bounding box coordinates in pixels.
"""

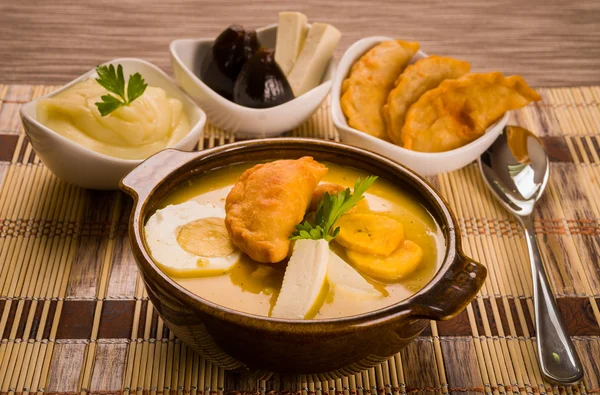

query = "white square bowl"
[330,36,508,177]
[170,23,335,137]
[20,58,206,190]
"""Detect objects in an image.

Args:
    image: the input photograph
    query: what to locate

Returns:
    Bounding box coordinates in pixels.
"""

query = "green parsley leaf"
[96,64,125,100]
[94,64,148,116]
[126,72,148,104]
[289,175,378,242]
[96,94,124,116]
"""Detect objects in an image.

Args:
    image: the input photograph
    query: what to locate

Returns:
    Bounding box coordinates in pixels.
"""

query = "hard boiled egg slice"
[144,201,241,277]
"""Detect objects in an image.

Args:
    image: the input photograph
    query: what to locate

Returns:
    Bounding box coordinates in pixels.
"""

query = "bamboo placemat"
[0,84,599,394]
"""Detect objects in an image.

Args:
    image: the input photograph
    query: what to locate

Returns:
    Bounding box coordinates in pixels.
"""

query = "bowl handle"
[410,254,487,321]
[120,149,205,201]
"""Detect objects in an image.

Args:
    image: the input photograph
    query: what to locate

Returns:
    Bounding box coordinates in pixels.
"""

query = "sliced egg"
[144,201,241,277]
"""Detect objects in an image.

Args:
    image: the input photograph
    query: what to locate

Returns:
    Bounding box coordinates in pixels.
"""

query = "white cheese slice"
[287,23,341,96]
[271,239,329,319]
[327,251,381,296]
[274,11,308,76]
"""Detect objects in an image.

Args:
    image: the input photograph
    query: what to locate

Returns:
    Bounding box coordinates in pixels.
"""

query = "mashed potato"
[37,79,190,159]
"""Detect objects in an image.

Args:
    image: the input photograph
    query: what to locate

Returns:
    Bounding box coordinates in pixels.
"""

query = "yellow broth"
[154,161,443,319]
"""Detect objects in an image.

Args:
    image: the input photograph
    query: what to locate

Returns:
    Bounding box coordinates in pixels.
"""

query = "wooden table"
[1,1,600,393]
[1,0,599,86]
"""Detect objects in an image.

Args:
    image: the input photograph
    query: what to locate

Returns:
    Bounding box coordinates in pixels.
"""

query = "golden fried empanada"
[401,72,541,152]
[225,157,328,263]
[383,56,470,145]
[341,40,420,139]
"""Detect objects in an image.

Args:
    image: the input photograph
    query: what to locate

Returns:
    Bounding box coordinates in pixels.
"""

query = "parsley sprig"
[290,176,378,242]
[94,64,148,116]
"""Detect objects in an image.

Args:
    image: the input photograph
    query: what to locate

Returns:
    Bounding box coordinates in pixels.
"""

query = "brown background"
[1,0,599,86]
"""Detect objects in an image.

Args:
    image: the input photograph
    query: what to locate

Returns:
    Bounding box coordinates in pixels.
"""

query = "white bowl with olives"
[170,24,337,137]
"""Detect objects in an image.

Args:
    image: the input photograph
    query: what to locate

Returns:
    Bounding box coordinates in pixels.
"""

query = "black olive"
[213,25,260,79]
[233,48,295,109]
[200,50,235,101]
[199,25,260,101]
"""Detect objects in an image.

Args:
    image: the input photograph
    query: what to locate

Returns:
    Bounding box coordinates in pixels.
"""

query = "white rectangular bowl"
[20,58,206,190]
[170,24,335,137]
[330,36,508,177]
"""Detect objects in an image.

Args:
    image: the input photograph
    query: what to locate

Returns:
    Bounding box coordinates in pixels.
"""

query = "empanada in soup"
[383,56,471,145]
[341,40,420,139]
[225,156,328,263]
[401,72,541,152]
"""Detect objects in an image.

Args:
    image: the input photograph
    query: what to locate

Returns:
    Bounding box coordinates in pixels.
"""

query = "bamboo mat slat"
[0,84,599,394]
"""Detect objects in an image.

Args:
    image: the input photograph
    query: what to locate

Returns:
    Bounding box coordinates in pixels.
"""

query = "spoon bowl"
[479,126,583,384]
[480,126,549,216]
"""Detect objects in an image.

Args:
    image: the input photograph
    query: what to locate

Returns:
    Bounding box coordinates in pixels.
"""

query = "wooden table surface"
[1,0,599,87]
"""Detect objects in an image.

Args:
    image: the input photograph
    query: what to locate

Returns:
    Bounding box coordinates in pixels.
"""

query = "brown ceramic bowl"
[120,138,486,379]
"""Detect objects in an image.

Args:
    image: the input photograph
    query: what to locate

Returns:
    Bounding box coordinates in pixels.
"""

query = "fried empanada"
[401,72,541,152]
[225,157,328,263]
[341,40,420,139]
[383,56,471,145]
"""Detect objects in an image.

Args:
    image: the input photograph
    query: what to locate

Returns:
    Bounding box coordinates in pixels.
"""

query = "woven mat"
[1,84,599,394]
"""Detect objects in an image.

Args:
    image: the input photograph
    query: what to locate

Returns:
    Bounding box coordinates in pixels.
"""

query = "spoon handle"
[522,216,583,384]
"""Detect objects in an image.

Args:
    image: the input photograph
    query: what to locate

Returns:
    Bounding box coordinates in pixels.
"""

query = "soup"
[145,159,443,319]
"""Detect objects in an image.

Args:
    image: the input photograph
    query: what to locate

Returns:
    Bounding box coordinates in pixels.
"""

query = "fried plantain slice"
[346,240,424,282]
[335,213,404,256]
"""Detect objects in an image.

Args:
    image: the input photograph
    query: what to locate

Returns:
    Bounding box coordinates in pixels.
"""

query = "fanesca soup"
[144,158,443,320]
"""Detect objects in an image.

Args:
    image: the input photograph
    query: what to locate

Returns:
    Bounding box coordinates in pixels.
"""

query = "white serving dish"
[170,23,335,137]
[330,36,508,177]
[20,58,206,190]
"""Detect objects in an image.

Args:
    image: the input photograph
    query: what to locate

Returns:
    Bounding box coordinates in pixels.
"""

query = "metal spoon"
[478,125,583,384]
